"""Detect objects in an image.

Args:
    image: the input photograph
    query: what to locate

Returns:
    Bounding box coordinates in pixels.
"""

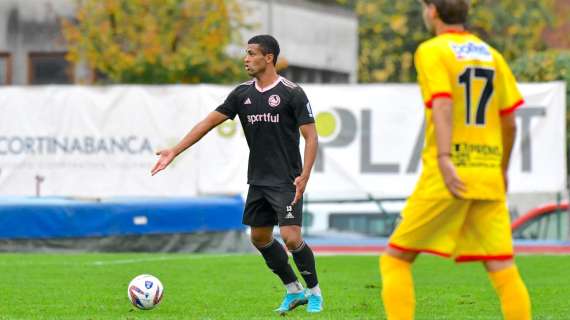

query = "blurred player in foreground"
[380,1,531,319]
[151,35,322,314]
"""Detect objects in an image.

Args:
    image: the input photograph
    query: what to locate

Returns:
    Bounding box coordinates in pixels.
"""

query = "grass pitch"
[1,253,569,319]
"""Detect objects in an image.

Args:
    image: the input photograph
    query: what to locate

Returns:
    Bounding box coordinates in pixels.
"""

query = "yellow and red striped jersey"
[412,31,523,200]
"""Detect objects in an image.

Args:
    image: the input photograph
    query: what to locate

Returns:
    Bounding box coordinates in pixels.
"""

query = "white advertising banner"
[302,82,567,198]
[0,82,565,198]
[0,86,203,197]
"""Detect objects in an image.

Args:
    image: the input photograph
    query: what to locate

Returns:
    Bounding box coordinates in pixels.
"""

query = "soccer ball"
[127,274,164,310]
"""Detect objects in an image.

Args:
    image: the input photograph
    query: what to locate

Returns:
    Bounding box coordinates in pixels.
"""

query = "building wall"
[0,0,358,85]
[0,0,75,85]
[242,0,358,83]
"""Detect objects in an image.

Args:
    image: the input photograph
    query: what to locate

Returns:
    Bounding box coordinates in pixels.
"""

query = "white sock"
[309,284,321,296]
[285,281,304,294]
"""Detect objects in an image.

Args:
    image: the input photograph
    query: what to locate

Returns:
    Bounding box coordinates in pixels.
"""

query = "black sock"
[291,241,318,289]
[257,239,298,285]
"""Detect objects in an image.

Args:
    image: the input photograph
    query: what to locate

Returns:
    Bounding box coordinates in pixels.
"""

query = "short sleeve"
[494,53,524,116]
[415,43,452,108]
[291,88,315,126]
[215,88,239,120]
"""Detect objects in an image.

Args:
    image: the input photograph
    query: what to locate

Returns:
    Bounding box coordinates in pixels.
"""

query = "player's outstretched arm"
[151,111,229,176]
[432,97,467,198]
[292,123,318,205]
[500,112,517,191]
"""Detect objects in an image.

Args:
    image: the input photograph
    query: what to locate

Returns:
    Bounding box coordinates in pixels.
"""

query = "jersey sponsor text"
[450,42,492,61]
[247,113,280,125]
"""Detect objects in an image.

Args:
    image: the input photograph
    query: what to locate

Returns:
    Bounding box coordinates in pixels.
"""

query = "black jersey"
[215,76,315,186]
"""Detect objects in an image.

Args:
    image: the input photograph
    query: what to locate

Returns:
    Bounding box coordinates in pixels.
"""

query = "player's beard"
[245,67,256,77]
[246,64,265,78]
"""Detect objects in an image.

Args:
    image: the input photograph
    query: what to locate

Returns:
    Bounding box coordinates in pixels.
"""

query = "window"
[513,210,569,241]
[28,52,73,84]
[329,213,399,237]
[0,53,12,85]
[301,211,314,235]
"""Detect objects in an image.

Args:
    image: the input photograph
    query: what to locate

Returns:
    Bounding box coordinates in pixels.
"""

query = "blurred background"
[0,0,568,253]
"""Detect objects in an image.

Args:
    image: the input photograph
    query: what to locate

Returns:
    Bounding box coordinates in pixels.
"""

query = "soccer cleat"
[274,291,307,314]
[306,294,323,313]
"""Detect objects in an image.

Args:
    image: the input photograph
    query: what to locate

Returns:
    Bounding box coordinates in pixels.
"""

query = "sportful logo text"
[450,42,492,62]
[247,113,280,125]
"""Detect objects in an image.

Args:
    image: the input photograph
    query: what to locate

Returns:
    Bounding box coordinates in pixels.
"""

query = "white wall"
[240,0,358,82]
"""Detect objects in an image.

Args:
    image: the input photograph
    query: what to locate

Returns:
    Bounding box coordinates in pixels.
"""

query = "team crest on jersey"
[450,42,492,62]
[268,95,281,107]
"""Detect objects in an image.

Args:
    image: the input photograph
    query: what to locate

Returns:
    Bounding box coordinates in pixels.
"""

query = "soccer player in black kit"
[151,35,322,314]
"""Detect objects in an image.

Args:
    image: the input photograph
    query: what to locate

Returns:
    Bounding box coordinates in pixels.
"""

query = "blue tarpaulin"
[0,196,245,239]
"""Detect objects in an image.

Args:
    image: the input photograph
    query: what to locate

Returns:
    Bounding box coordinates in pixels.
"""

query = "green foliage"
[353,1,427,83]
[512,50,570,169]
[337,0,555,83]
[469,0,554,62]
[511,50,570,83]
[62,0,247,84]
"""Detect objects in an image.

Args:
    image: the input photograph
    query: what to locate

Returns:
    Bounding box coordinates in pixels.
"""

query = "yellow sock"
[488,265,532,320]
[380,254,415,320]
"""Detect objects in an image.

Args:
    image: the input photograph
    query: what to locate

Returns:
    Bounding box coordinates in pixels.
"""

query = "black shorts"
[243,185,303,227]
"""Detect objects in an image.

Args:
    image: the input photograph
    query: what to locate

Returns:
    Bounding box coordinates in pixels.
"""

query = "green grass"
[1,254,569,319]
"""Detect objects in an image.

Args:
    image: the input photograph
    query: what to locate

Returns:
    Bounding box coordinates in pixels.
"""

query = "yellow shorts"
[388,198,514,262]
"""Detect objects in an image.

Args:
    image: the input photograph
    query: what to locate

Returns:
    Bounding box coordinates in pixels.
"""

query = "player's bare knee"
[250,230,273,248]
[283,237,303,251]
[484,259,514,272]
[280,231,303,250]
[250,237,272,248]
[250,236,273,248]
[385,246,418,263]
[279,225,301,240]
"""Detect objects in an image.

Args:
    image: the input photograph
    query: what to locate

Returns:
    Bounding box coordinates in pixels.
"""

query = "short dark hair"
[423,0,469,24]
[248,35,280,66]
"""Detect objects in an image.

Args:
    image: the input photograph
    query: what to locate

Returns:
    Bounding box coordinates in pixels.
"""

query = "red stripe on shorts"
[388,243,451,258]
[455,254,513,263]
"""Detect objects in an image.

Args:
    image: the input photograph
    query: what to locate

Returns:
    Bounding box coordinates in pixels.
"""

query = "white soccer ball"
[127,274,164,310]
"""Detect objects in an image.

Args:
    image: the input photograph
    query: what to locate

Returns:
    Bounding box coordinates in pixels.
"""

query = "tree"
[62,0,247,84]
[336,0,555,83]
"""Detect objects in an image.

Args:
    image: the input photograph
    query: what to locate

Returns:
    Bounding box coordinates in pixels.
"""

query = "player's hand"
[151,149,176,176]
[292,175,308,205]
[437,155,466,198]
